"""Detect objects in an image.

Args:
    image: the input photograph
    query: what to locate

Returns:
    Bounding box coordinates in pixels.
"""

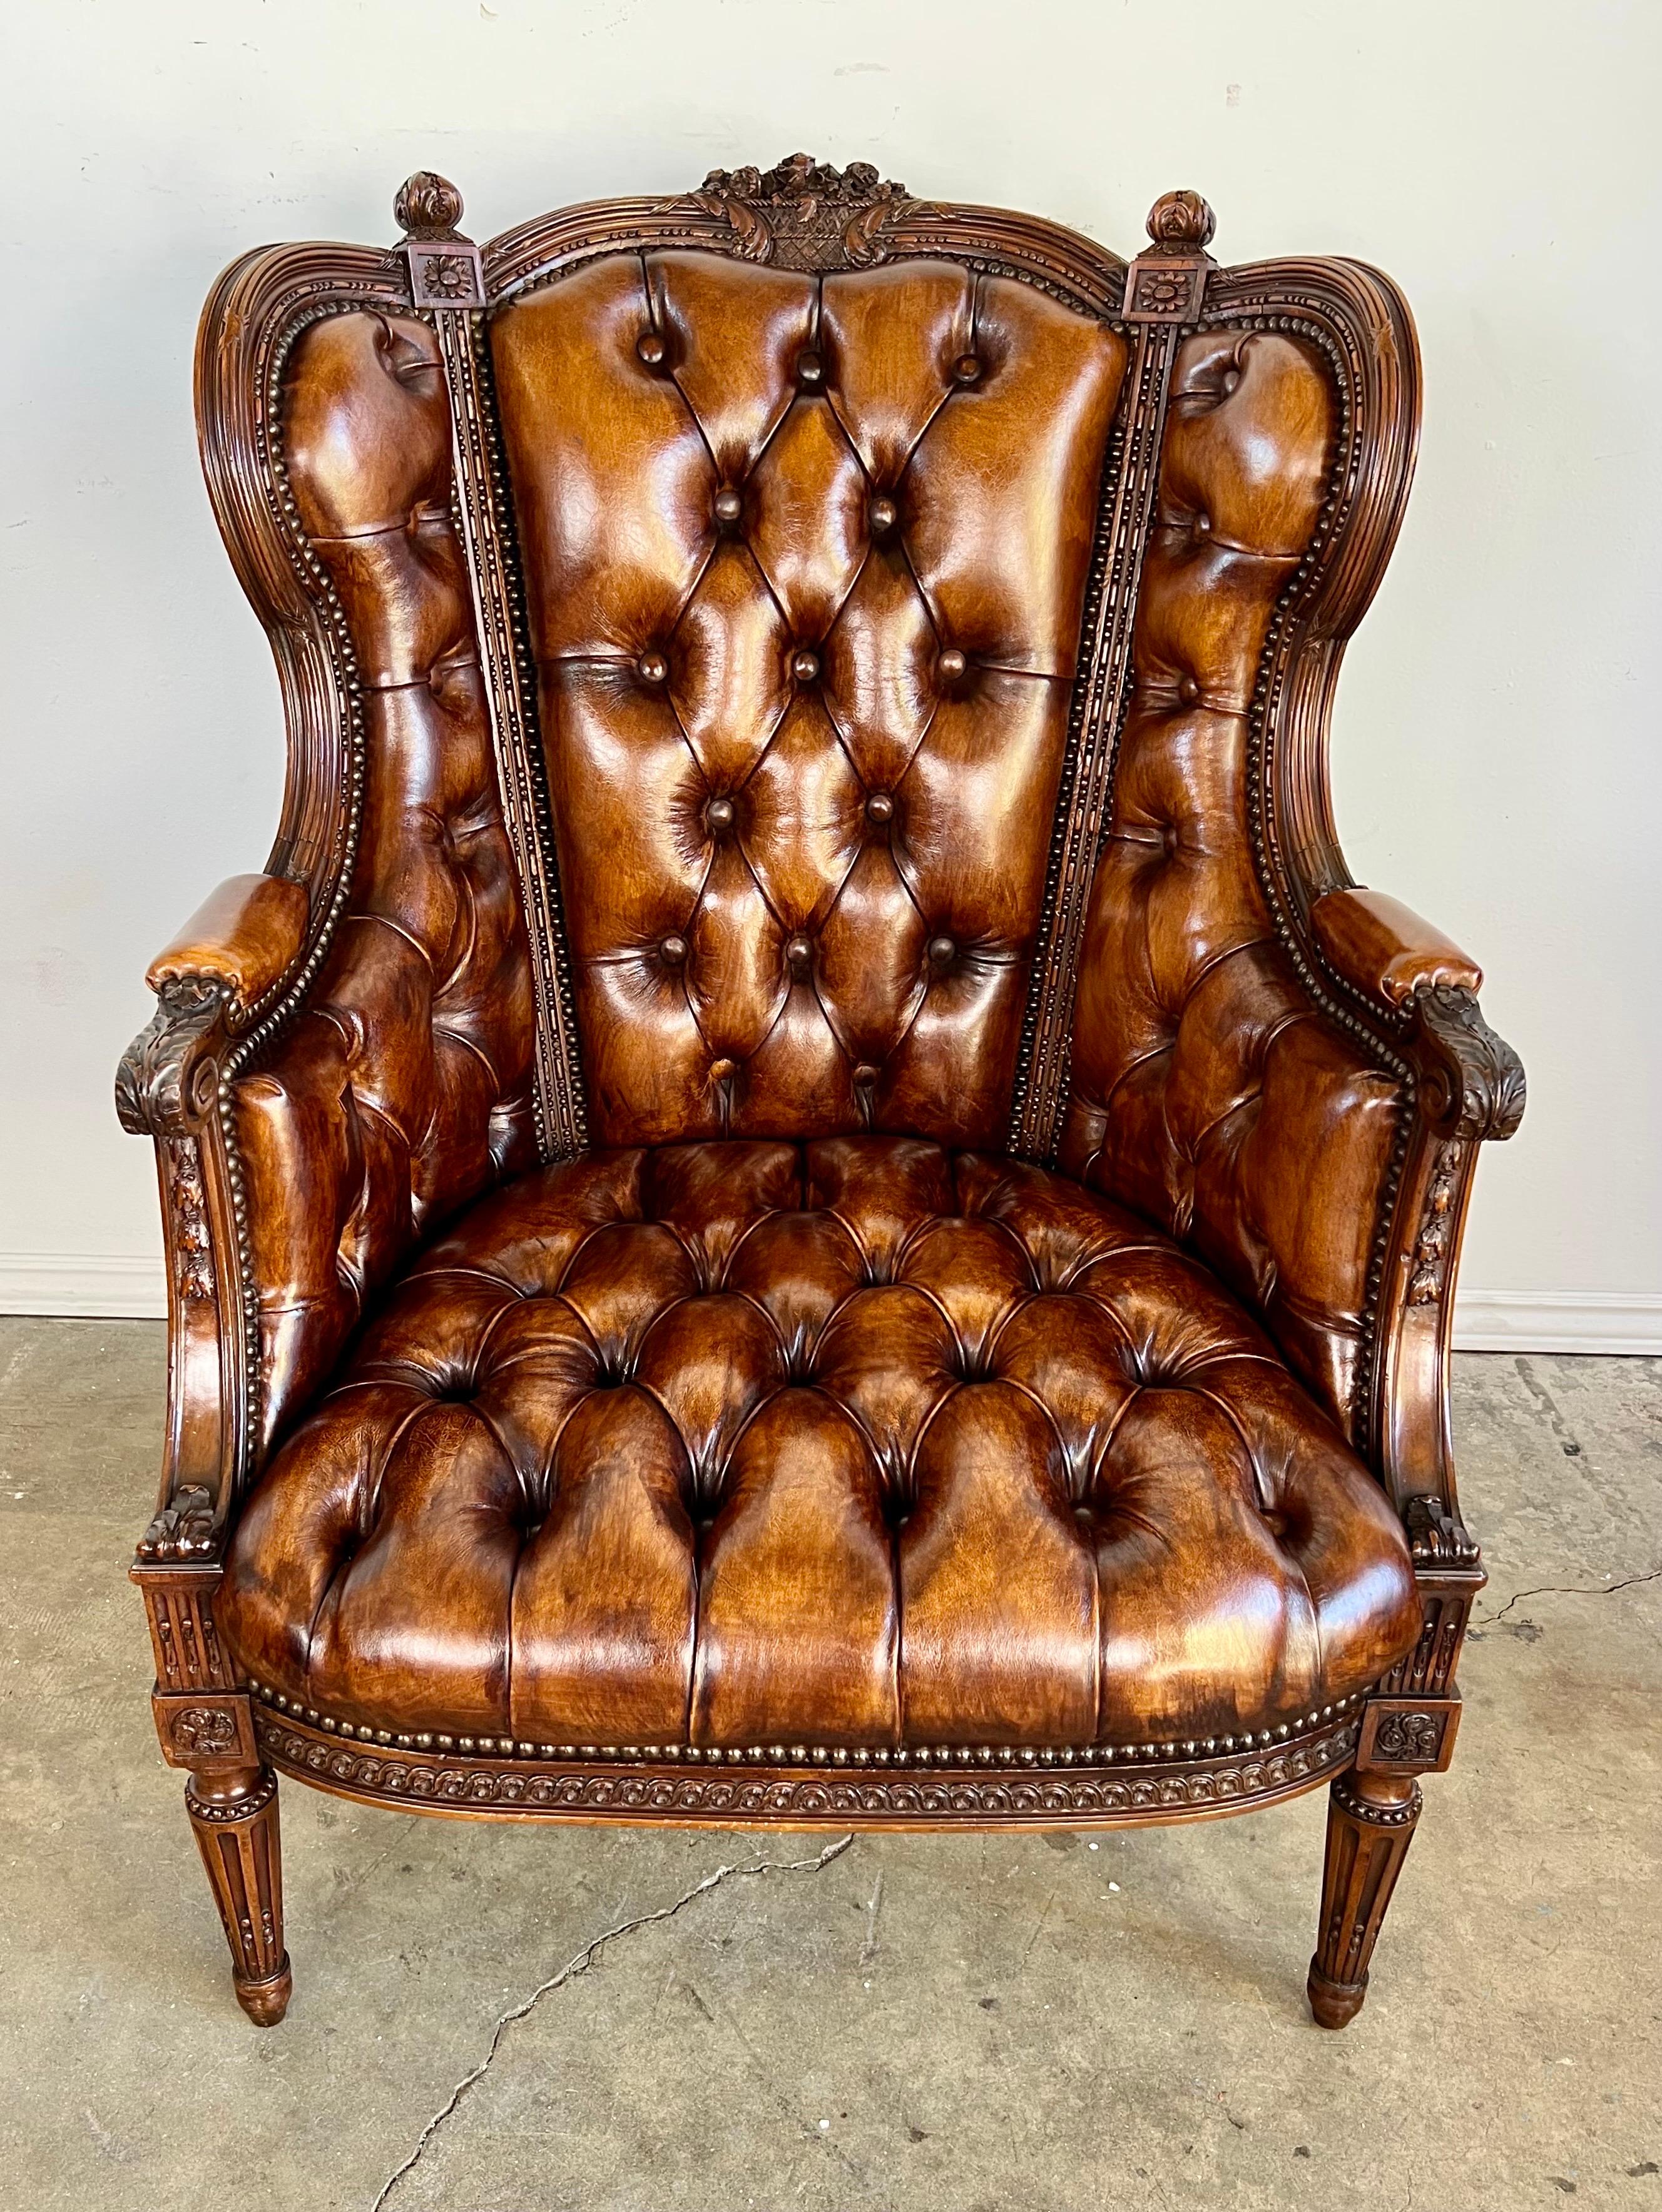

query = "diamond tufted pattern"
[234,311,541,1449]
[217,1138,1420,1750]
[490,255,1126,1147]
[1059,330,1403,1436]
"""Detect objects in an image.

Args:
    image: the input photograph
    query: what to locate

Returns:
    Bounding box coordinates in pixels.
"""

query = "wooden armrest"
[1311,887,1482,1010]
[146,873,308,1017]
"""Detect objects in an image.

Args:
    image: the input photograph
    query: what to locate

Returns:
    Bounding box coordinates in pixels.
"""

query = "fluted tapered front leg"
[186,1763,291,2025]
[1308,1768,1420,2027]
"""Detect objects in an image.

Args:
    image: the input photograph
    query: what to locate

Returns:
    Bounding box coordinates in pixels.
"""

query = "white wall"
[3,0,1657,1347]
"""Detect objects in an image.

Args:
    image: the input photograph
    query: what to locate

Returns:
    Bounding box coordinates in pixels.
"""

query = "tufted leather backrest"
[1059,328,1399,1431]
[235,310,541,1449]
[489,253,1125,1148]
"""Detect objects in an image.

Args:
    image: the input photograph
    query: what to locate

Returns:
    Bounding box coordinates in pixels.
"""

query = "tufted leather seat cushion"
[217,1139,1420,1751]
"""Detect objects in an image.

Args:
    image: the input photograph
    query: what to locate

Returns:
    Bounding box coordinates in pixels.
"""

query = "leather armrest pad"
[1311,888,1482,1010]
[146,873,308,1011]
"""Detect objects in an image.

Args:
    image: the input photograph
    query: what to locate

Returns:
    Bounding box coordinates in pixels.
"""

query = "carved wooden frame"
[115,154,1522,2029]
[249,1691,1365,1830]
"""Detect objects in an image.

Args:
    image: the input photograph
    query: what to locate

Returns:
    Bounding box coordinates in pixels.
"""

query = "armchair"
[117,155,1523,2030]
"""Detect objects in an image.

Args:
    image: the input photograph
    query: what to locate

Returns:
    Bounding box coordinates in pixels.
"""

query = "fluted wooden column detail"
[1308,1767,1421,2027]
[186,1763,291,2025]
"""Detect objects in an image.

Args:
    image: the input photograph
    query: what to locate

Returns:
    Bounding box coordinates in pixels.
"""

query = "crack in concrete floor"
[1474,1565,1662,1626]
[372,1833,855,2211]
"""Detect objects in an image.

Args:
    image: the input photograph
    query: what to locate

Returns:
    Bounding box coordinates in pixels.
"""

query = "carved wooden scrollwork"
[253,1705,1361,1825]
[1357,1693,1460,1774]
[115,978,233,1139]
[1408,983,1527,1143]
[1403,1491,1481,1568]
[137,1483,218,1562]
[676,152,920,273]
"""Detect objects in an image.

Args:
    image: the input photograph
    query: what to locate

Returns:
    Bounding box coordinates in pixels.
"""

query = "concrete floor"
[0,1320,1657,2211]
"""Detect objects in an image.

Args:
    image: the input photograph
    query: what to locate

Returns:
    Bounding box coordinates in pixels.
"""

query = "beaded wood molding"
[249,1681,1365,1827]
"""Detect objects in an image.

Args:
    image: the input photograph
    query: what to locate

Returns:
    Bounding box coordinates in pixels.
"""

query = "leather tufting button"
[869,495,898,536]
[795,347,825,390]
[637,650,670,686]
[790,647,820,686]
[927,935,957,971]
[705,795,735,835]
[865,791,894,828]
[660,934,688,967]
[1178,675,1201,706]
[936,647,968,686]
[1194,512,1212,535]
[951,353,982,385]
[852,1062,879,1087]
[708,1057,737,1083]
[635,332,667,368]
[785,933,813,980]
[713,486,743,527]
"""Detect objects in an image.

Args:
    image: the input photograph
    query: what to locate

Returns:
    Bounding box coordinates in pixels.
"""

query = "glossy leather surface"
[1312,886,1483,1009]
[217,1138,1420,1748]
[1060,330,1401,1436]
[491,255,1125,1148]
[233,311,541,1451]
[146,873,308,1012]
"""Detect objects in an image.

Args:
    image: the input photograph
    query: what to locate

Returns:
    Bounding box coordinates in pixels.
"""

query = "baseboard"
[2,1257,1658,1353]
[1453,1291,1662,1356]
[0,1254,166,1319]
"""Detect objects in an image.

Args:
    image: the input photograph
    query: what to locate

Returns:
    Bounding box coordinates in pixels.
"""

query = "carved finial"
[395,171,466,240]
[1123,191,1215,324]
[393,172,484,309]
[1146,190,1216,253]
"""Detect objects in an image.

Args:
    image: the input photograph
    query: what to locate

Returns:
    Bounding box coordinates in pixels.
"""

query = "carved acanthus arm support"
[116,872,308,1563]
[1310,885,1526,1548]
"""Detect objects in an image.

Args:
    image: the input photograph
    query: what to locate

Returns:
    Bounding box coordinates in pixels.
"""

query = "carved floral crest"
[676,151,917,273]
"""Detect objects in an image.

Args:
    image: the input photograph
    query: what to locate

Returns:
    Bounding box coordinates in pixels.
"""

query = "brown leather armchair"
[116,155,1524,2031]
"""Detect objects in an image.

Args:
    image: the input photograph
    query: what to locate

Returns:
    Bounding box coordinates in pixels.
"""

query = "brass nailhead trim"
[247,1675,1363,1767]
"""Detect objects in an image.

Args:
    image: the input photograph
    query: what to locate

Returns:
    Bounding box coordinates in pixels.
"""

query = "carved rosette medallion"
[675,153,918,272]
[416,250,481,304]
[1372,1710,1441,1763]
[171,1704,240,1758]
